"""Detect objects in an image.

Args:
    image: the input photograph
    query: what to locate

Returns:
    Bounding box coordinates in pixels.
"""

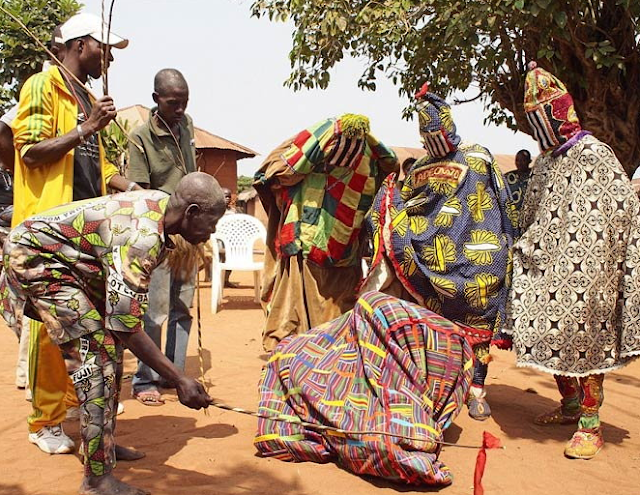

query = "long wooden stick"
[195,258,210,417]
[105,0,116,94]
[210,400,490,449]
[101,0,107,94]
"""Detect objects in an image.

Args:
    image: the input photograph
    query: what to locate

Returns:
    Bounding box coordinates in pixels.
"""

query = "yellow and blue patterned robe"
[366,143,517,343]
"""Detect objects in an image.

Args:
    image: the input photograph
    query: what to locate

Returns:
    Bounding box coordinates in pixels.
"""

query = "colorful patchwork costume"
[255,291,475,486]
[0,190,171,476]
[362,85,516,418]
[254,115,397,351]
[505,62,640,458]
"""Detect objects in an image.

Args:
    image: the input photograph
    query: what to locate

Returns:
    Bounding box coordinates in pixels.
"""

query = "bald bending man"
[0,172,225,495]
[127,68,200,405]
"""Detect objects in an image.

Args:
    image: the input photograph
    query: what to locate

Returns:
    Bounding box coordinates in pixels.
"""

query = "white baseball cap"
[60,13,129,48]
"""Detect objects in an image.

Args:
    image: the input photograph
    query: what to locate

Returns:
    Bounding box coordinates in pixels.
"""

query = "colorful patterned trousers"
[555,374,604,430]
[61,328,123,477]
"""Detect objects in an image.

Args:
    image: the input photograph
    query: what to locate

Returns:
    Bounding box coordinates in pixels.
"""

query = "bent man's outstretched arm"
[115,330,211,410]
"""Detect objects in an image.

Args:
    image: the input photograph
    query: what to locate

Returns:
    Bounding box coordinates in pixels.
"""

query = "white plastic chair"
[210,213,266,313]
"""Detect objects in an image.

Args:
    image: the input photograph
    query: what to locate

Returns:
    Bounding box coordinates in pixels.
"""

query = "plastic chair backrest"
[213,213,266,267]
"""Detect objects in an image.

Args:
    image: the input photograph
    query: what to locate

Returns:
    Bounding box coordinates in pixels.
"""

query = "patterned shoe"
[534,407,580,426]
[468,397,492,421]
[564,428,604,459]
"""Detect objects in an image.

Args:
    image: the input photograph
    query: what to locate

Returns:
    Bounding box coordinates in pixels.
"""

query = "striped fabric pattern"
[422,130,455,158]
[255,291,474,486]
[525,110,557,150]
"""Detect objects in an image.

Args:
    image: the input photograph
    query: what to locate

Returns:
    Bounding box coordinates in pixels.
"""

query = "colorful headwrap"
[524,61,582,152]
[415,83,461,158]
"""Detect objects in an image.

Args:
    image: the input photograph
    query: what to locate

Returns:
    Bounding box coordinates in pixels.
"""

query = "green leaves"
[252,0,640,170]
[554,10,567,28]
[0,0,81,113]
[101,118,131,176]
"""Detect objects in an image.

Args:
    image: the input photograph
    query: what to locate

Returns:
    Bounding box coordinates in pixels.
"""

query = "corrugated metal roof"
[117,105,258,160]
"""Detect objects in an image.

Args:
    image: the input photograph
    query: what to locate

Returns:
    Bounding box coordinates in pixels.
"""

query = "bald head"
[172,172,224,212]
[154,68,188,95]
[166,172,225,245]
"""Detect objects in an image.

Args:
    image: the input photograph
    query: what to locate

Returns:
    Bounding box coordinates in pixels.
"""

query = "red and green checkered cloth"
[256,117,397,268]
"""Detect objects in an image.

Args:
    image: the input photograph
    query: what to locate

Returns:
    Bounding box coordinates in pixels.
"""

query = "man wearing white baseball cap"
[60,12,129,48]
[11,10,141,476]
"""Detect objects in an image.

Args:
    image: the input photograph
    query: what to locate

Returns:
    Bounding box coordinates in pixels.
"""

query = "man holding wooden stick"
[11,12,138,455]
[0,172,224,495]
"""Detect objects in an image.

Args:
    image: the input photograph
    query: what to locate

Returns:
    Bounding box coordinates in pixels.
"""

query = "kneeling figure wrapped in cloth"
[255,291,486,486]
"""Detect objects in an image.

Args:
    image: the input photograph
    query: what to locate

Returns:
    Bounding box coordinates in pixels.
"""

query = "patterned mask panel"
[524,62,582,151]
[421,129,456,158]
[415,87,461,158]
[325,134,366,170]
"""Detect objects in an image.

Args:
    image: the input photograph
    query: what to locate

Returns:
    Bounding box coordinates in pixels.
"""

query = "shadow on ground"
[0,484,29,495]
[109,415,270,495]
[488,383,630,444]
[355,473,449,493]
[220,296,262,311]
[442,422,462,445]
[113,419,306,495]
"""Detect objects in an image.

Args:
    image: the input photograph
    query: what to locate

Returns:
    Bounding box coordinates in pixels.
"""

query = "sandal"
[468,397,492,421]
[564,428,603,459]
[133,390,165,406]
[534,406,580,426]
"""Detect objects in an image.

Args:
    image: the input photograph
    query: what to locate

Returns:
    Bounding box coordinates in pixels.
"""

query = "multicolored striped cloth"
[255,291,475,486]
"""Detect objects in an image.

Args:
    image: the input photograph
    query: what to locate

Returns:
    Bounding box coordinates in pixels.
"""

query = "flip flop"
[133,390,165,406]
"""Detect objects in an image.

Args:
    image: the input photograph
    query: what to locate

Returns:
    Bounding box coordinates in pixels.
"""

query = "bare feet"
[79,473,149,495]
[115,445,145,461]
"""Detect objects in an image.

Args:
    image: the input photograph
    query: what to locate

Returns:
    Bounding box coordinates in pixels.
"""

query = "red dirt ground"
[0,271,639,495]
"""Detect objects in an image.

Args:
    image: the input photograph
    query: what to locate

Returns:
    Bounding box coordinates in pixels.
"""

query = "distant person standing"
[0,107,16,173]
[504,150,532,211]
[127,68,198,406]
[219,187,239,288]
[222,187,236,213]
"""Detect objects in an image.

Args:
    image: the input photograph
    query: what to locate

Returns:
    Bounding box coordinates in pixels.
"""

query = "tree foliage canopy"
[0,0,82,114]
[237,175,255,193]
[252,0,640,171]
